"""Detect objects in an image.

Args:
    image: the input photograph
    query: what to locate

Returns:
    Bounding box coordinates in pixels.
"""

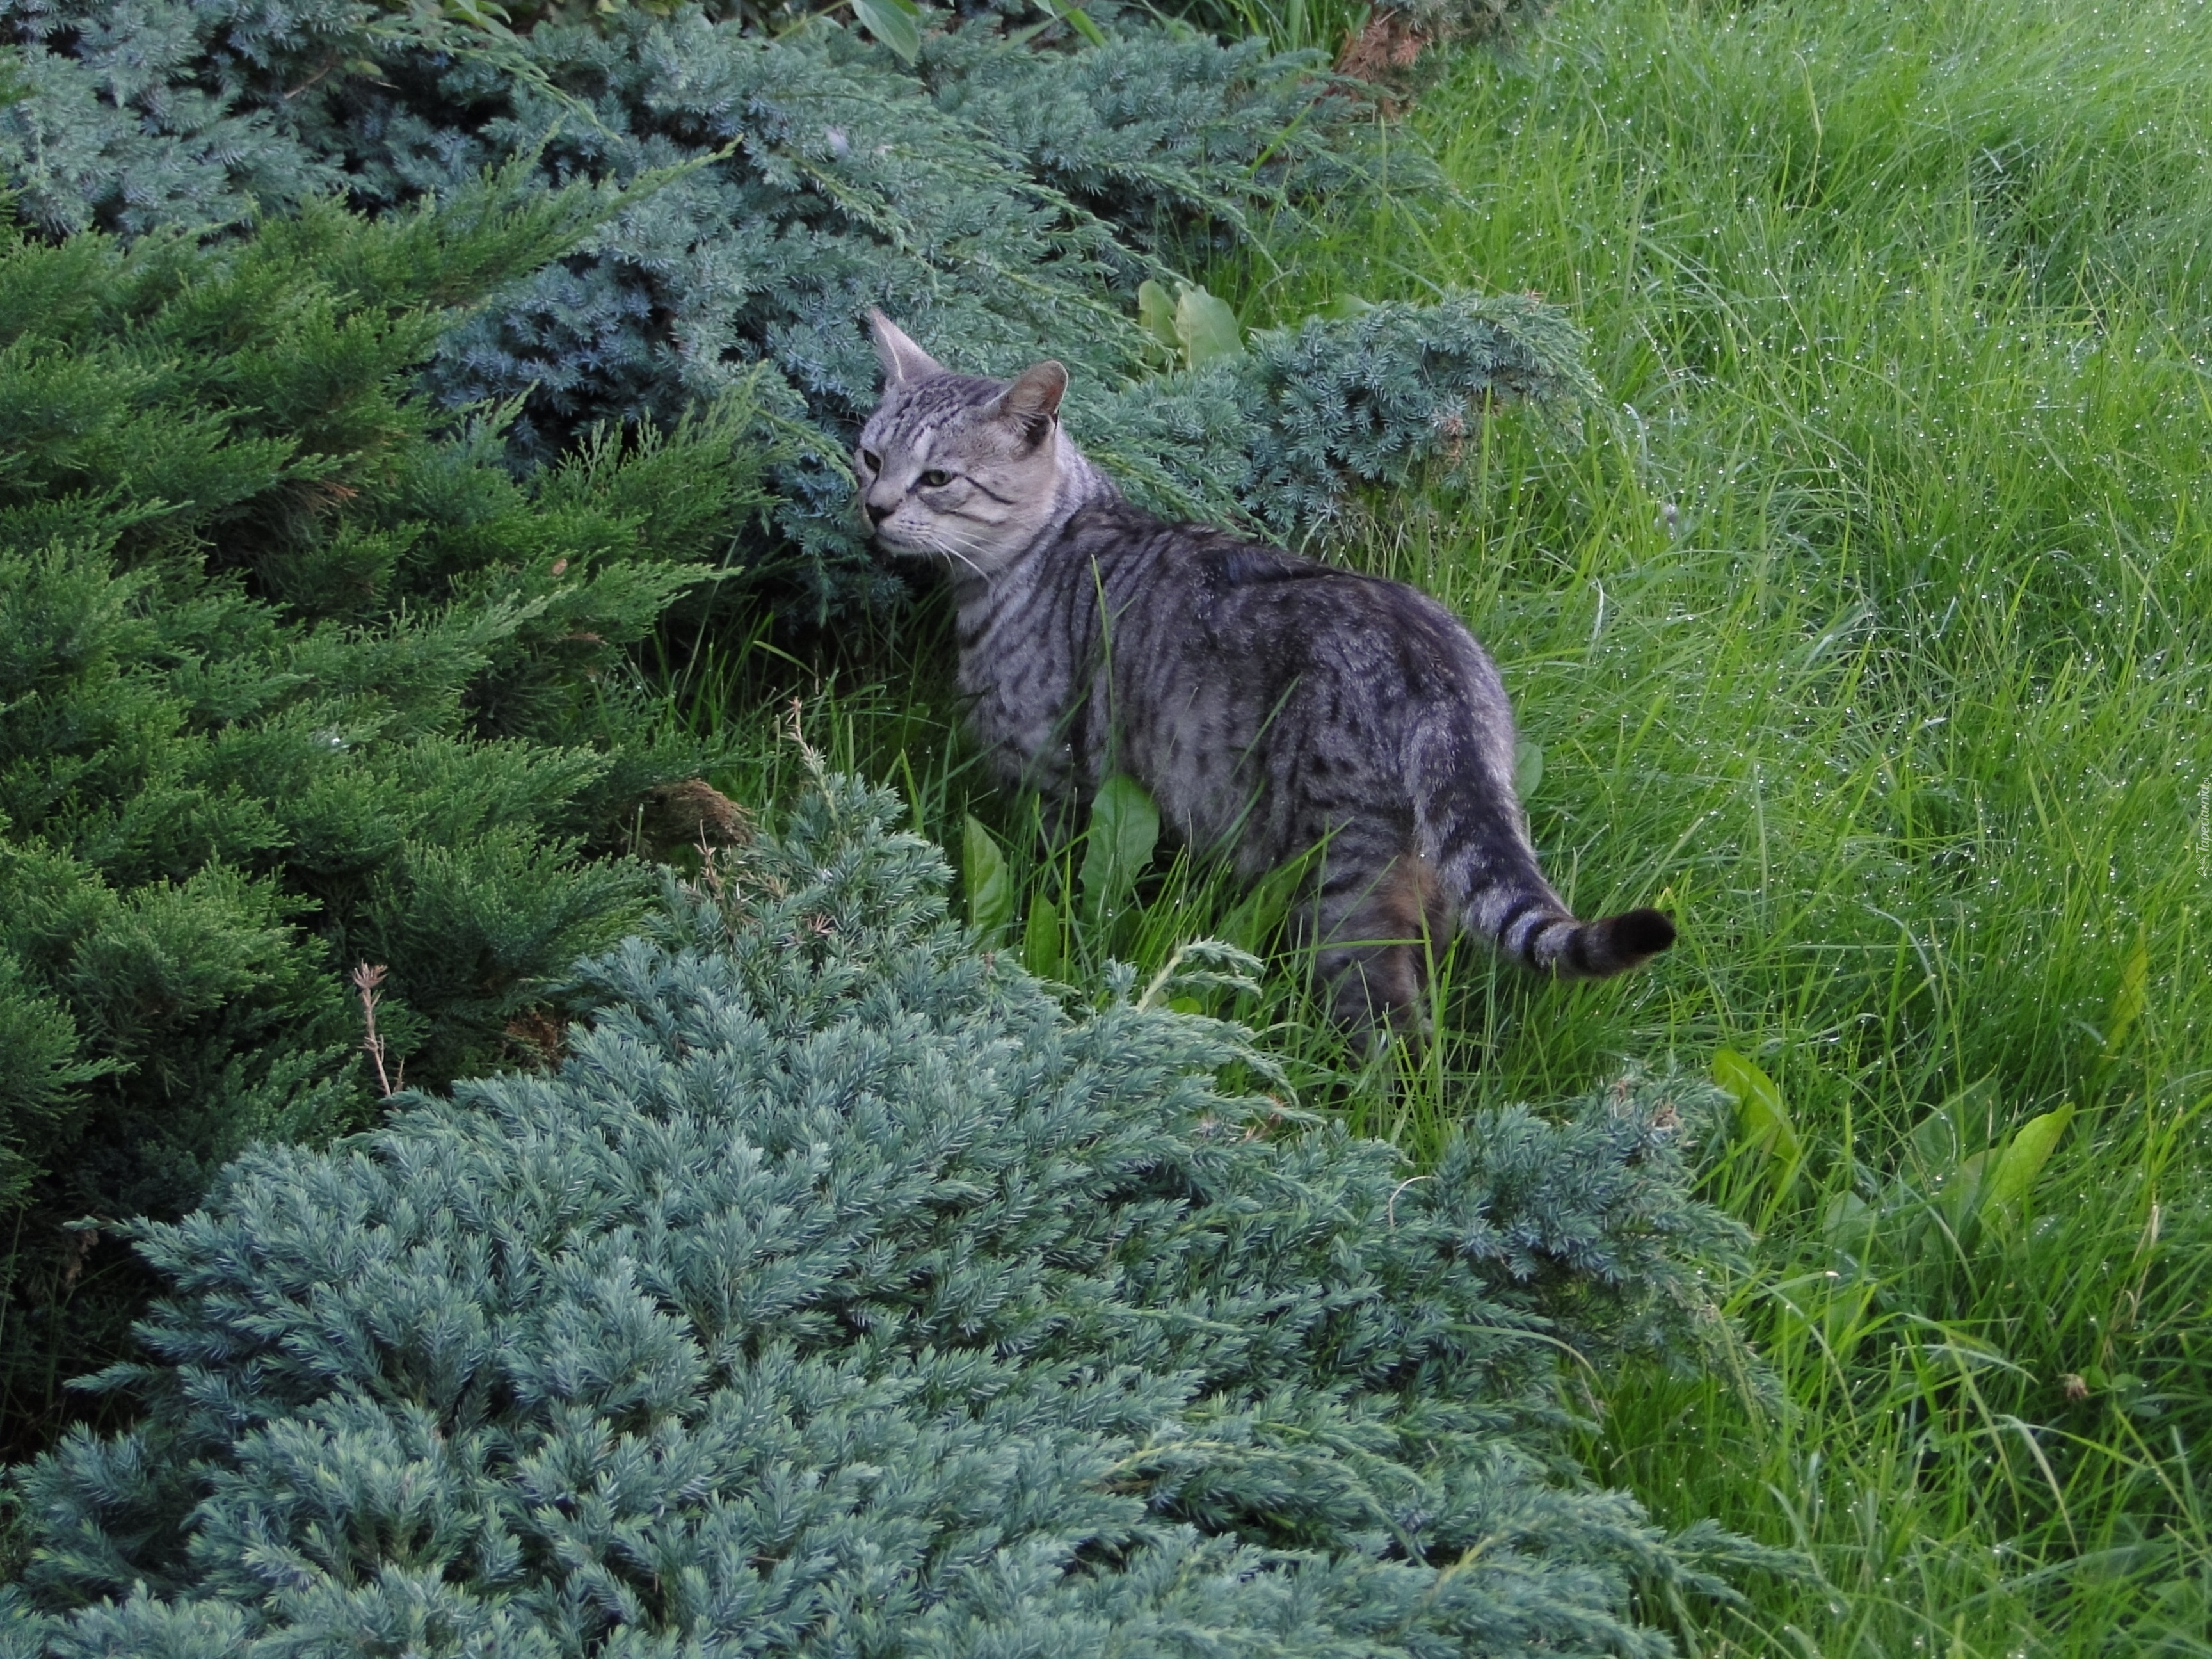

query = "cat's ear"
[995,360,1068,445]
[869,310,945,386]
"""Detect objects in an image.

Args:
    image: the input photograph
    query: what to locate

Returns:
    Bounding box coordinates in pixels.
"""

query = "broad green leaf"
[851,0,922,63]
[1036,0,1107,46]
[1986,1102,2074,1224]
[1908,1078,1996,1182]
[1715,1049,1799,1162]
[963,815,1014,941]
[1936,1146,1991,1233]
[1079,774,1160,926]
[443,0,513,28]
[1909,1102,1962,1178]
[1820,1190,1875,1256]
[1911,1093,1982,1185]
[1513,739,1544,802]
[2104,941,2148,1055]
[1137,280,1180,356]
[1174,284,1242,369]
[1023,892,1062,980]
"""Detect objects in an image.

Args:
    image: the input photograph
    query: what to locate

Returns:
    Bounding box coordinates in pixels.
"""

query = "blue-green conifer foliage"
[8,773,1754,1654]
[2,0,1592,609]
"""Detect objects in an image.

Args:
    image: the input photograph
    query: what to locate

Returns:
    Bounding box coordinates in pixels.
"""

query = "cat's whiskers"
[925,540,989,581]
[922,526,997,582]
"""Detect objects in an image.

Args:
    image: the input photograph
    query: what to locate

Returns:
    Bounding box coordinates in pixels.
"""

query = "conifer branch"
[8,780,1758,1649]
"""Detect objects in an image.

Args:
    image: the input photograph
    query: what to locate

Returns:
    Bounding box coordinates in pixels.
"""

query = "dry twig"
[350,962,401,1097]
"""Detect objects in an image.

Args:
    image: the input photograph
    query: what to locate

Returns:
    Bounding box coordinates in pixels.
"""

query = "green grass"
[1178,0,1374,56]
[659,0,2212,1649]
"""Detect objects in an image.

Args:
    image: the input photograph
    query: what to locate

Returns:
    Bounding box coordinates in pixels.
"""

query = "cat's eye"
[918,469,953,488]
[860,449,881,472]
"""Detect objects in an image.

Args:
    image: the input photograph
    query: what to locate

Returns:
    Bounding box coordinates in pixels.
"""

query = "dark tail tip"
[1602,906,1676,965]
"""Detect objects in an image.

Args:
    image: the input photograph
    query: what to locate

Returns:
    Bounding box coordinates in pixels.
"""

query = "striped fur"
[858,313,1673,1039]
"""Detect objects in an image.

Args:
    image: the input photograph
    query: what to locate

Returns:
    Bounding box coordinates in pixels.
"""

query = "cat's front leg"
[988,733,1089,858]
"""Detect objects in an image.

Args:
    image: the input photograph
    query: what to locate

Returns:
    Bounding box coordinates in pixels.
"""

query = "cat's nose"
[865,500,894,526]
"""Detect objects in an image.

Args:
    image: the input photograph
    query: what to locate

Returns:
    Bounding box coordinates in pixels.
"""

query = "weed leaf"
[1080,774,1160,926]
[1987,1103,2075,1227]
[1715,1049,1799,1163]
[851,0,922,62]
[1175,284,1242,368]
[1137,280,1180,356]
[963,815,1014,941]
[1821,1190,1875,1256]
[1514,739,1544,802]
[1035,0,1108,47]
[1023,891,1063,981]
[1937,1146,1992,1235]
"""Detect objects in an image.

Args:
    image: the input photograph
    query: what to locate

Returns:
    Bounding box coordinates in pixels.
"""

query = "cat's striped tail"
[1411,719,1675,980]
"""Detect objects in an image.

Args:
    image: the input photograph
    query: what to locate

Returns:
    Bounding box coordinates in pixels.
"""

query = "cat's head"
[856,312,1070,577]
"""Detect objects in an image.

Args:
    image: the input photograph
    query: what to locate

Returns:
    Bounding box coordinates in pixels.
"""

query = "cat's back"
[1050,500,1482,688]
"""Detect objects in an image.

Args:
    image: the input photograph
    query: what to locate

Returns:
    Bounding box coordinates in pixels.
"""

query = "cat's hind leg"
[1310,847,1443,1046]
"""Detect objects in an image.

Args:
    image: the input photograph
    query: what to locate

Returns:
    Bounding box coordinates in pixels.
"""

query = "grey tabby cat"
[856,312,1674,1037]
